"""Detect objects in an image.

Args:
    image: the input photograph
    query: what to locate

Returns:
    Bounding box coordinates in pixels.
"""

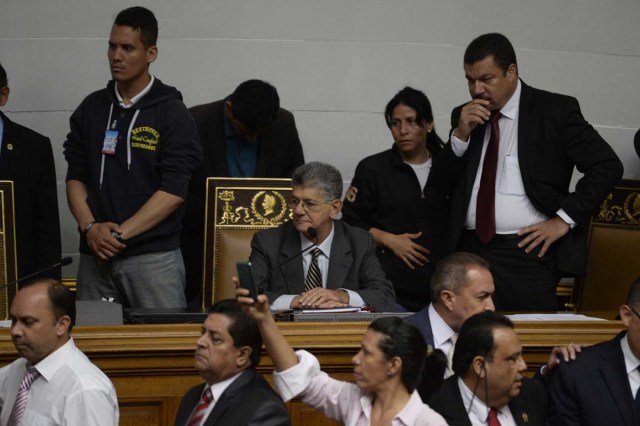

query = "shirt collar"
[301,222,335,258]
[208,370,244,402]
[428,304,456,349]
[621,334,640,374]
[33,337,76,382]
[498,79,521,121]
[458,376,509,423]
[115,75,155,108]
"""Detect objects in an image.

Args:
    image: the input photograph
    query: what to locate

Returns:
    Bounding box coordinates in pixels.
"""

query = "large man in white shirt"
[429,312,547,426]
[0,280,118,425]
[445,33,623,311]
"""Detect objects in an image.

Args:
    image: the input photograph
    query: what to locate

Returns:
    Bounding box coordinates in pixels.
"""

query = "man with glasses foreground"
[249,162,395,312]
[548,276,640,425]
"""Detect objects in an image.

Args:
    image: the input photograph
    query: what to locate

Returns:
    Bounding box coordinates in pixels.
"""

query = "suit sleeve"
[249,231,285,303]
[352,233,395,312]
[547,360,582,426]
[556,97,623,226]
[282,112,304,177]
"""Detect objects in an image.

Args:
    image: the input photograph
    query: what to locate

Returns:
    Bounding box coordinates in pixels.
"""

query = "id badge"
[102,130,119,155]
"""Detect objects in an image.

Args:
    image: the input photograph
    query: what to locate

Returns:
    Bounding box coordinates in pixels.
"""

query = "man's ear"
[236,346,252,368]
[621,305,633,327]
[146,45,158,66]
[441,290,455,311]
[224,101,234,119]
[55,315,72,337]
[472,356,486,378]
[330,199,343,219]
[0,86,10,107]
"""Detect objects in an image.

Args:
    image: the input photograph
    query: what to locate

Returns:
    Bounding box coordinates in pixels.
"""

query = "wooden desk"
[0,320,624,426]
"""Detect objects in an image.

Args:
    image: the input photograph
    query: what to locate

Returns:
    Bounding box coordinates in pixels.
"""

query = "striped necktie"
[187,386,213,426]
[7,366,41,426]
[445,334,458,378]
[304,248,323,292]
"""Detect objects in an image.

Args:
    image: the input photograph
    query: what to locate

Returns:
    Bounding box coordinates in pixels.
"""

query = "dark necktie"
[7,366,41,426]
[304,248,323,292]
[488,407,502,426]
[476,111,502,244]
[187,386,213,426]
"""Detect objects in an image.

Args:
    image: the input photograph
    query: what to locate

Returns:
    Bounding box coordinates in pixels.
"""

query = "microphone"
[257,227,318,294]
[0,257,73,289]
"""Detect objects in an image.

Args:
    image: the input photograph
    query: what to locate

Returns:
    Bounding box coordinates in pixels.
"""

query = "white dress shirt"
[196,371,244,423]
[0,338,119,426]
[451,80,575,232]
[458,377,517,426]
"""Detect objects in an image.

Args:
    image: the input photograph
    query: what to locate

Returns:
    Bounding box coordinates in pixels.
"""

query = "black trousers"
[458,230,560,311]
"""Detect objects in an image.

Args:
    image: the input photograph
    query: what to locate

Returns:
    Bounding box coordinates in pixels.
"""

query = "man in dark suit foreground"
[0,62,61,281]
[175,299,290,426]
[250,161,395,312]
[429,312,547,426]
[548,276,640,426]
[445,33,623,311]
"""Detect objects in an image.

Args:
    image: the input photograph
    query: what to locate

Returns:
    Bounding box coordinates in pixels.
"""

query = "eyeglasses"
[288,198,331,213]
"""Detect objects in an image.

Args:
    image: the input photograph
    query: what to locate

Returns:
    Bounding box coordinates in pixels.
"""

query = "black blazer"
[174,369,291,426]
[446,81,623,276]
[181,99,305,300]
[429,375,547,426]
[0,111,61,280]
[548,333,638,426]
[250,220,396,312]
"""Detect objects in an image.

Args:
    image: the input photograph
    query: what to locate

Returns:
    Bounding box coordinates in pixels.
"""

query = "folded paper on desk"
[507,313,607,321]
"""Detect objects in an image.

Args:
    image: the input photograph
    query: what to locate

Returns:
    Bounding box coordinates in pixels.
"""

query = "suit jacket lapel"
[440,378,473,426]
[517,81,534,192]
[279,222,305,294]
[204,370,254,426]
[327,221,353,289]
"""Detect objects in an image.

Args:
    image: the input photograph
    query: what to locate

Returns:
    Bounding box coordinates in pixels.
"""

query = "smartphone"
[236,261,258,300]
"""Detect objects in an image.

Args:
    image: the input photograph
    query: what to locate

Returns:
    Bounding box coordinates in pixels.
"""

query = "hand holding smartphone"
[236,261,258,300]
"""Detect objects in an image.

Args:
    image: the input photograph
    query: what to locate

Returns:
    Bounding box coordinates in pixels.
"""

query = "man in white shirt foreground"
[0,280,119,425]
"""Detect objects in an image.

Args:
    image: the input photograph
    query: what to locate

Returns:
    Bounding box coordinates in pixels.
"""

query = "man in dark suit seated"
[548,276,640,425]
[182,79,305,306]
[445,33,623,311]
[429,312,547,426]
[0,62,61,281]
[250,161,395,312]
[175,299,290,426]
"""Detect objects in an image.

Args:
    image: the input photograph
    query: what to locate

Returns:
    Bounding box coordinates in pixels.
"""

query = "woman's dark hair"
[368,316,426,392]
[384,86,444,155]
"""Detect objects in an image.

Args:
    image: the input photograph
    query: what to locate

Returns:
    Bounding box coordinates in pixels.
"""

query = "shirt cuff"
[272,295,297,310]
[341,289,365,307]
[556,209,577,229]
[273,350,320,402]
[450,132,470,157]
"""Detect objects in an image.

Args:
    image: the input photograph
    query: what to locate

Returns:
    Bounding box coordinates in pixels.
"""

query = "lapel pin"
[522,412,529,422]
[7,143,13,151]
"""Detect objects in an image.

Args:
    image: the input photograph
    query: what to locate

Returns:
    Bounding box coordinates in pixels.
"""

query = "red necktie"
[187,387,213,426]
[488,407,502,426]
[476,111,502,244]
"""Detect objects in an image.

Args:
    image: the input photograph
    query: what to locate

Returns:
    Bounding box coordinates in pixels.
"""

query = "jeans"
[76,249,187,308]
